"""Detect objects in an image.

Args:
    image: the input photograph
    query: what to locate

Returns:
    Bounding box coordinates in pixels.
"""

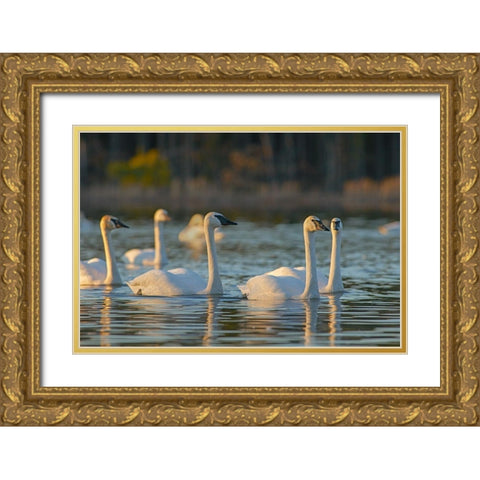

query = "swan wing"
[239,273,304,300]
[167,268,207,291]
[289,266,328,289]
[127,268,206,296]
[240,266,328,298]
[268,266,305,280]
[316,269,329,289]
[80,258,106,285]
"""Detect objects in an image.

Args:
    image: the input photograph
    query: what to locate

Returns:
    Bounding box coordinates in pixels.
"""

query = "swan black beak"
[316,219,329,231]
[115,219,130,229]
[216,214,237,226]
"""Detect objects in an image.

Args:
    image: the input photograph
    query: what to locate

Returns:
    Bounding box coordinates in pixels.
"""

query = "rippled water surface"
[80,215,401,349]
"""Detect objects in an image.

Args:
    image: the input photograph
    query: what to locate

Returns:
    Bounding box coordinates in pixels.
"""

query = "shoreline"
[80,184,400,218]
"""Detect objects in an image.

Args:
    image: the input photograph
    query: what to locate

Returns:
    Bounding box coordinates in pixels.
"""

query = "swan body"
[122,209,170,267]
[127,212,236,296]
[80,215,129,286]
[126,268,206,296]
[239,217,344,299]
[79,258,108,284]
[179,213,224,249]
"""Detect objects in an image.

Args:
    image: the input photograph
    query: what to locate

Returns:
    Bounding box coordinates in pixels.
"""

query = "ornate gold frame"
[1,53,478,426]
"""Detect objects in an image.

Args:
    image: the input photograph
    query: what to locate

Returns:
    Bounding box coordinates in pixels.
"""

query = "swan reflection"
[244,297,320,347]
[303,298,319,346]
[85,286,347,348]
[99,287,114,347]
[202,296,220,346]
[326,293,343,347]
[242,293,344,347]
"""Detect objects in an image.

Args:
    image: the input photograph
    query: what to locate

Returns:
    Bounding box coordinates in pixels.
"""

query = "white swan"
[178,213,224,249]
[238,216,329,300]
[238,217,344,299]
[320,218,344,294]
[80,215,130,286]
[127,212,237,296]
[122,208,171,267]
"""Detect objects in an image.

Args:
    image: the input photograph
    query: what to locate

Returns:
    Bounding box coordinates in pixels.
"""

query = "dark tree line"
[80,132,400,193]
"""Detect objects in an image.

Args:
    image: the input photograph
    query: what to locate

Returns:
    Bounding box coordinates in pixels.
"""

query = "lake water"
[79,214,401,350]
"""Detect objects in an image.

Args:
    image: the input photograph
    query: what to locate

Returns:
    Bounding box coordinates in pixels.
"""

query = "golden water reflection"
[99,286,113,347]
[202,296,220,346]
[80,288,395,349]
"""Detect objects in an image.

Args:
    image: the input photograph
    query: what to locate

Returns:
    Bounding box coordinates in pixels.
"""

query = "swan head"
[154,209,171,222]
[100,215,130,231]
[304,215,329,233]
[204,211,237,229]
[331,217,343,232]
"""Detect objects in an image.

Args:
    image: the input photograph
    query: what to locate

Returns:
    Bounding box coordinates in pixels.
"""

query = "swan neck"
[153,220,168,267]
[301,228,319,299]
[204,224,222,294]
[101,225,122,285]
[327,231,343,292]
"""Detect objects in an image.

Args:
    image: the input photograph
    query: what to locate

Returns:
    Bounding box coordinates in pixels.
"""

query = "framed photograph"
[1,53,478,425]
[74,125,406,354]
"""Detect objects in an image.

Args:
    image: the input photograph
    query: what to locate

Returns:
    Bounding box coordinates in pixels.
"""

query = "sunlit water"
[80,215,401,349]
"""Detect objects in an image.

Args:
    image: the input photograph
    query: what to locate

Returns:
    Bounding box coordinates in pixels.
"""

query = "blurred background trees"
[80,132,401,216]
